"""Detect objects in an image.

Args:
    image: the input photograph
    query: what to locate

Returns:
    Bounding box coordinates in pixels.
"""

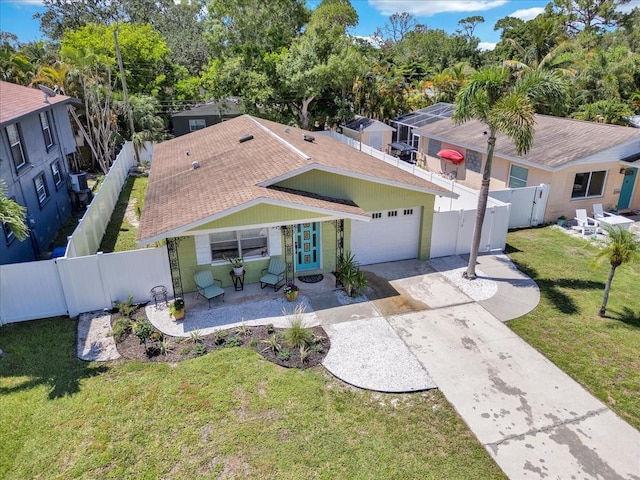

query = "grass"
[506,226,640,429]
[0,317,505,479]
[99,176,148,253]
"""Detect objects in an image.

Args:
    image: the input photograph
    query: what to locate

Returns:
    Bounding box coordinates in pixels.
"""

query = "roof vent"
[239,133,254,143]
[192,161,200,169]
[284,128,290,134]
[303,134,315,142]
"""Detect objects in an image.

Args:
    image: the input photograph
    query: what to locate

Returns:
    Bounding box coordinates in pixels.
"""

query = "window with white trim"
[571,171,606,199]
[388,210,398,217]
[508,164,528,188]
[210,228,268,261]
[372,212,382,219]
[34,172,49,206]
[403,208,413,215]
[6,123,26,171]
[40,111,54,150]
[189,119,206,131]
[51,160,62,187]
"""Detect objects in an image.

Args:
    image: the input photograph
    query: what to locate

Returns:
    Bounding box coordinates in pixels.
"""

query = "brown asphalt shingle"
[138,115,452,243]
[415,115,640,169]
[0,81,76,125]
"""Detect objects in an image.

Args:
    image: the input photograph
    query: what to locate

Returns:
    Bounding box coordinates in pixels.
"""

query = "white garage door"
[351,207,421,265]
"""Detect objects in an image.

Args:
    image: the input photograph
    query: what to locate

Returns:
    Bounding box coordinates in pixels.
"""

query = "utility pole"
[113,28,138,162]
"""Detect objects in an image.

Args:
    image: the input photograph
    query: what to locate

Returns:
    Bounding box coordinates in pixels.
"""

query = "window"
[6,123,26,171]
[571,171,606,199]
[51,161,62,187]
[2,221,15,244]
[372,212,382,219]
[403,208,413,215]
[508,165,528,188]
[34,172,49,206]
[189,119,206,131]
[40,111,54,150]
[210,228,268,261]
[388,210,398,217]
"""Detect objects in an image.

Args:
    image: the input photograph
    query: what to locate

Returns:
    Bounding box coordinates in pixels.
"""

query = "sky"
[1,0,639,51]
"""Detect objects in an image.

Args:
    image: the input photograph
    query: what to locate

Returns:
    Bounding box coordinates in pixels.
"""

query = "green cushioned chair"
[194,270,225,308]
[260,258,286,291]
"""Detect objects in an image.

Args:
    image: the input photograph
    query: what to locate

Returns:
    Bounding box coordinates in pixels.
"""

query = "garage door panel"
[351,208,421,265]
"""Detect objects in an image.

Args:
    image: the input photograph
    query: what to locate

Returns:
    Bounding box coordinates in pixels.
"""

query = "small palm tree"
[595,226,640,317]
[0,180,29,241]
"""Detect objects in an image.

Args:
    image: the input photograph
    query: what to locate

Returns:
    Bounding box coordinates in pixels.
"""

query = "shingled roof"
[138,115,454,244]
[414,115,640,169]
[0,81,77,125]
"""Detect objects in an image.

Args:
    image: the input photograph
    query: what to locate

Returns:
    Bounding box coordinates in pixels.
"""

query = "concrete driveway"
[373,255,640,480]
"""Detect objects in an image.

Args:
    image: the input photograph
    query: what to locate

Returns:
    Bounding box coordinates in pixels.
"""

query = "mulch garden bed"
[111,307,330,369]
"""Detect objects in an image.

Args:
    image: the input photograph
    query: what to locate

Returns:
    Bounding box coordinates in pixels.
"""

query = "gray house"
[171,98,242,136]
[0,81,79,264]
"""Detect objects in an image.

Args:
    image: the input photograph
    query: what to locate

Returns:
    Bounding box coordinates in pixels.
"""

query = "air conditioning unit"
[69,171,88,192]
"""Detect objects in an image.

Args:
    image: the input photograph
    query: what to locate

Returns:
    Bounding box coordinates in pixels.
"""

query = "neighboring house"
[413,115,640,222]
[137,115,455,294]
[389,102,454,148]
[171,98,242,137]
[0,81,79,265]
[340,117,395,152]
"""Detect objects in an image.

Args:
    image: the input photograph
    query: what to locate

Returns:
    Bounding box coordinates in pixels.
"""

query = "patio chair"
[574,209,599,235]
[193,270,225,308]
[260,257,286,291]
[592,203,616,220]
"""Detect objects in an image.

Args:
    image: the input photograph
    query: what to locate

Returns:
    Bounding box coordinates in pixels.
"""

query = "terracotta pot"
[172,309,185,321]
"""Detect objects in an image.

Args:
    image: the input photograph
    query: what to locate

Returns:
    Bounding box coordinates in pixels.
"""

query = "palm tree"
[594,226,640,317]
[453,66,566,279]
[0,180,28,241]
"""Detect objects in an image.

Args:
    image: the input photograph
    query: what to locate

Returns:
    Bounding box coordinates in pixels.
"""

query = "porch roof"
[138,115,453,245]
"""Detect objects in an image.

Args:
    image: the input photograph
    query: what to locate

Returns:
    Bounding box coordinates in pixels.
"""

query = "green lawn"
[506,226,640,429]
[0,318,505,480]
[99,176,148,253]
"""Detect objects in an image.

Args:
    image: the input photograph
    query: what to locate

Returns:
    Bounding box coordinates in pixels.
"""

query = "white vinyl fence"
[66,141,154,258]
[489,184,550,229]
[0,246,171,324]
[320,131,510,257]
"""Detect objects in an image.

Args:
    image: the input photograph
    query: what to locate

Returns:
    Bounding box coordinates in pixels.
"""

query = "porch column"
[166,237,184,300]
[333,219,344,288]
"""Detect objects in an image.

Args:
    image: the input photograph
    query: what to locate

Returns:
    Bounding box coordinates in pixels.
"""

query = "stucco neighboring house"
[137,115,455,294]
[413,115,640,222]
[340,117,395,151]
[171,98,242,137]
[0,81,79,265]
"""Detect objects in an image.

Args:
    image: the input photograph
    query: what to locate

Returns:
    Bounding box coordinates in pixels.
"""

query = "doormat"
[298,274,324,284]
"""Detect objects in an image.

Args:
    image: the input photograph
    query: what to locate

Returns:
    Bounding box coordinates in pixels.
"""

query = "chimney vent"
[303,134,315,142]
[192,161,200,169]
[239,133,254,143]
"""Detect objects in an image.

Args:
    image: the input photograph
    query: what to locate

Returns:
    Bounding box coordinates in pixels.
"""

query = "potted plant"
[283,283,299,302]
[223,255,244,275]
[169,298,185,321]
[337,251,359,296]
[557,215,567,227]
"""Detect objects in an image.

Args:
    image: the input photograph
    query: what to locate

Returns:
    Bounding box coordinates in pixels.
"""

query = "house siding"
[0,103,74,264]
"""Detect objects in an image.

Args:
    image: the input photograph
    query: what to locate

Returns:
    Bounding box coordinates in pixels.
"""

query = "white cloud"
[354,35,379,46]
[368,0,509,17]
[508,7,545,21]
[4,0,44,5]
[477,41,496,51]
[617,0,640,13]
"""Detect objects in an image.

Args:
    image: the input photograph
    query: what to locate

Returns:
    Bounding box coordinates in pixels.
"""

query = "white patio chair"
[592,203,615,220]
[574,209,599,235]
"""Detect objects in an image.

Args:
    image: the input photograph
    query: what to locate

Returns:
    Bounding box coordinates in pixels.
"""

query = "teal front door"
[295,223,320,271]
[618,167,638,210]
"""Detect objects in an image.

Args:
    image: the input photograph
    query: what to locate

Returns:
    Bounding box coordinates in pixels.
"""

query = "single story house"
[137,115,455,294]
[413,115,640,222]
[171,98,242,137]
[340,117,395,152]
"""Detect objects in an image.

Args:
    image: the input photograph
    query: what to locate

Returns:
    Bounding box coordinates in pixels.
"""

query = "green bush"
[193,343,207,356]
[113,295,137,317]
[282,316,312,349]
[225,335,242,347]
[277,348,291,361]
[212,330,227,345]
[132,320,154,345]
[261,334,280,353]
[111,317,131,343]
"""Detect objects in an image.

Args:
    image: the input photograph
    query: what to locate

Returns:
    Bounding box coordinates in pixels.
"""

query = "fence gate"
[489,184,549,228]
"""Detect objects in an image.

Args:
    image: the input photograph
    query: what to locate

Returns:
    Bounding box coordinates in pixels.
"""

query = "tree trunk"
[464,132,496,280]
[599,265,616,317]
[297,96,314,130]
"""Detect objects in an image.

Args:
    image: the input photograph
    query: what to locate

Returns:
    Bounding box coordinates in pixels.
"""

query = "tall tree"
[0,180,29,241]
[594,226,640,317]
[453,66,566,279]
